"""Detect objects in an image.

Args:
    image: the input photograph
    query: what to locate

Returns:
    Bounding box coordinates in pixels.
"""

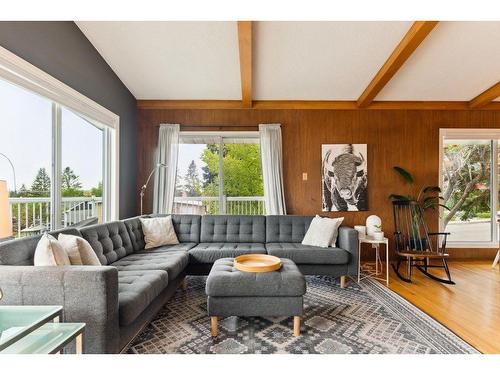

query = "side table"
[358,236,389,285]
[0,306,85,354]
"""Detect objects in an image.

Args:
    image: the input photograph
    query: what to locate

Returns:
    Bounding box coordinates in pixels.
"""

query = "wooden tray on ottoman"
[234,254,282,273]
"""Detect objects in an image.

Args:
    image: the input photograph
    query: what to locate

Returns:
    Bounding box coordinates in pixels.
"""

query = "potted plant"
[389,166,448,249]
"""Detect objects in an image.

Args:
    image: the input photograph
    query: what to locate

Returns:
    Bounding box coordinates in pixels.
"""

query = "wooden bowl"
[234,254,282,273]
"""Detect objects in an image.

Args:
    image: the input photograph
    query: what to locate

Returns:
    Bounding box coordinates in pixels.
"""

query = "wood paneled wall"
[138,108,500,259]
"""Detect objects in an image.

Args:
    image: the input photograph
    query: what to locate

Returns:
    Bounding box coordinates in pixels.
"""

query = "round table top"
[359,235,388,244]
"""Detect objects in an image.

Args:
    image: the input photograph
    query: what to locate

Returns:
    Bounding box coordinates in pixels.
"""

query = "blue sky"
[0,76,208,194]
[0,78,102,192]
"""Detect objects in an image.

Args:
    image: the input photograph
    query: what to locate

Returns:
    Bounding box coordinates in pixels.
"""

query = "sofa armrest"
[337,226,359,276]
[0,265,119,354]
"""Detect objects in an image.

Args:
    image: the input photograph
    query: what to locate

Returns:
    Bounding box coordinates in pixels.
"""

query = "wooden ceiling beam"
[137,100,500,111]
[237,21,253,108]
[469,81,500,108]
[357,21,439,108]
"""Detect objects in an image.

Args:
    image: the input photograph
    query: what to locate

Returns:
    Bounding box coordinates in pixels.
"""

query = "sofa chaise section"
[265,215,359,277]
[78,220,189,351]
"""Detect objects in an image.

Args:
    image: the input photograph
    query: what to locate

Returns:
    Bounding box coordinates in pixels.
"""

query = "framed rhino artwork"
[321,144,368,211]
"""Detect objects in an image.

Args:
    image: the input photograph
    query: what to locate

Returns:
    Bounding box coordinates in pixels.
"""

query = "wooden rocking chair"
[392,200,455,284]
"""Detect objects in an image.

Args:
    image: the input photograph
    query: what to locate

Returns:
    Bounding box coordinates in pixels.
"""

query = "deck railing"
[173,196,265,215]
[7,196,262,238]
[8,197,103,237]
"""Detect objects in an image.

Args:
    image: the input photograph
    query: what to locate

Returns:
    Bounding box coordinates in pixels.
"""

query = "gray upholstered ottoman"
[206,257,306,337]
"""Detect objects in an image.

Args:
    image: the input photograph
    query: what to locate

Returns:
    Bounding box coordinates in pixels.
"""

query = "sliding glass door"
[0,78,53,238]
[0,77,115,240]
[174,132,264,215]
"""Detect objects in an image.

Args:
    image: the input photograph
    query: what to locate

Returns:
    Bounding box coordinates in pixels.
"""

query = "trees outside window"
[441,136,496,244]
[174,135,264,215]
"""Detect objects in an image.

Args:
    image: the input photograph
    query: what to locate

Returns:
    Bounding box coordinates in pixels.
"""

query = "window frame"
[439,128,500,248]
[0,45,120,224]
[178,130,260,214]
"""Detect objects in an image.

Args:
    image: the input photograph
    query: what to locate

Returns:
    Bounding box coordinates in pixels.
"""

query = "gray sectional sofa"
[0,214,358,354]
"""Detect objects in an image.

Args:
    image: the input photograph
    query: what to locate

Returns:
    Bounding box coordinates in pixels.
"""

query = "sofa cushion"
[117,270,169,326]
[200,215,266,243]
[80,221,134,265]
[266,215,314,243]
[206,258,306,297]
[123,216,147,252]
[141,243,197,252]
[0,228,80,266]
[265,243,349,265]
[151,214,201,243]
[189,243,266,264]
[112,251,188,280]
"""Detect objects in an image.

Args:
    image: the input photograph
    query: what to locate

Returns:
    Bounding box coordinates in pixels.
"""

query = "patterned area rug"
[126,276,478,354]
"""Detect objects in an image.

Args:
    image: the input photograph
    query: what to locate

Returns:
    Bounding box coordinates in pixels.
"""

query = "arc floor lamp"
[140,163,167,215]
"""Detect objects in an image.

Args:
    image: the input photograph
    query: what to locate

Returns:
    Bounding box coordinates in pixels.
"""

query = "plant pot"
[372,231,384,241]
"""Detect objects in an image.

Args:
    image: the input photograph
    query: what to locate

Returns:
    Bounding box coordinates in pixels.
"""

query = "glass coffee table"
[0,306,85,354]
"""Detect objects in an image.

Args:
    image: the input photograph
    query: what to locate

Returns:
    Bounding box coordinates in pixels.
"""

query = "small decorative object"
[140,163,167,215]
[366,215,382,236]
[372,225,385,241]
[354,225,366,239]
[234,254,282,273]
[321,144,368,212]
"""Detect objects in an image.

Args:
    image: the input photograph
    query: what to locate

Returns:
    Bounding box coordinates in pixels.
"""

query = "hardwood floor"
[383,261,500,353]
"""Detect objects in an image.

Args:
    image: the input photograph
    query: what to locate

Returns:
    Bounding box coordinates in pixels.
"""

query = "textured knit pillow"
[326,216,344,246]
[140,216,179,249]
[58,233,101,265]
[34,233,71,266]
[302,215,344,248]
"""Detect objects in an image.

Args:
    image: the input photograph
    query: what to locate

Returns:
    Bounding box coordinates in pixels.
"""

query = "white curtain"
[153,124,180,214]
[259,124,287,215]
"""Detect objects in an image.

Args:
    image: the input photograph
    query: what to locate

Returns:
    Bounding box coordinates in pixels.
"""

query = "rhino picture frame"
[321,144,368,211]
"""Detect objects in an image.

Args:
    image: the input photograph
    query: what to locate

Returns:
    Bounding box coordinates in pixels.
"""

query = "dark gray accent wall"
[0,21,138,218]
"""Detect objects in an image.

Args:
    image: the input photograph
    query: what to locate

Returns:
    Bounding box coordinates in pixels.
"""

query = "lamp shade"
[0,180,12,238]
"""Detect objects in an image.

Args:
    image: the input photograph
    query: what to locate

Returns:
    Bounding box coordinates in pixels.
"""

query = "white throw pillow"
[34,233,71,266]
[326,216,344,247]
[58,233,102,266]
[140,216,179,249]
[302,215,344,248]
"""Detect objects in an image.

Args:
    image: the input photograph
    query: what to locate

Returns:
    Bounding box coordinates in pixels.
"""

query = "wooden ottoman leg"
[211,316,218,337]
[293,316,301,336]
[181,277,188,292]
[340,275,346,288]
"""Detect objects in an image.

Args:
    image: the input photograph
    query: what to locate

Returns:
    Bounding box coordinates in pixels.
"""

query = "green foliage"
[201,143,264,197]
[61,167,82,190]
[183,160,202,197]
[30,168,51,197]
[389,166,447,211]
[90,182,103,197]
[442,143,490,226]
[393,166,414,184]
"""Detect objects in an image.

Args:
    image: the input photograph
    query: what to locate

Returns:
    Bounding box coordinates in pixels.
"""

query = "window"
[440,129,500,247]
[0,47,119,239]
[174,132,265,215]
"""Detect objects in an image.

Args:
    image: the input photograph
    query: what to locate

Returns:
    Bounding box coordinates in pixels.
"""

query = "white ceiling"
[253,21,412,100]
[377,22,500,101]
[76,21,500,101]
[77,21,241,100]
